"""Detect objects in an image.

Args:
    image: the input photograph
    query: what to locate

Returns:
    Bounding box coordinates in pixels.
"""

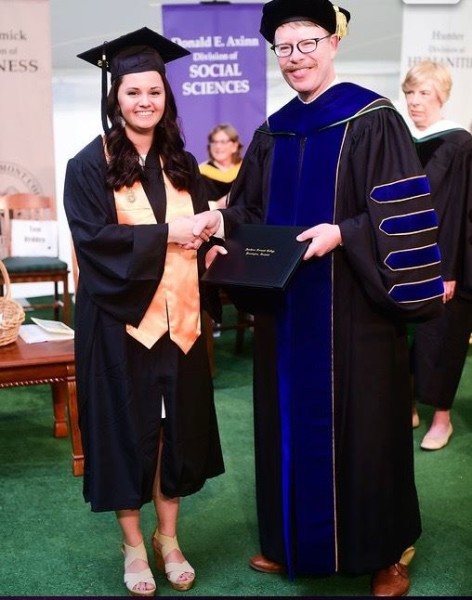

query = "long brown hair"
[105,73,193,191]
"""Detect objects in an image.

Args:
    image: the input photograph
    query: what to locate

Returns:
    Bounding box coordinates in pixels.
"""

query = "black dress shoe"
[249,554,285,574]
[371,562,410,597]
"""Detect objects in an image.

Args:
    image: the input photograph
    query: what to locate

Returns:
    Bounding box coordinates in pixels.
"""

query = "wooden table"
[0,337,84,476]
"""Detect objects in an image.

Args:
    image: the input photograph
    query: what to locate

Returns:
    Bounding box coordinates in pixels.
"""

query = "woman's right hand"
[168,216,202,246]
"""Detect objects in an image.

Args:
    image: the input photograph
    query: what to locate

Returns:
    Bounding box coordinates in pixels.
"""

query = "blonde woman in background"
[402,60,472,450]
[199,124,243,209]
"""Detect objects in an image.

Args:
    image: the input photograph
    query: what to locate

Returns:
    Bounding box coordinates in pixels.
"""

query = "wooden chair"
[0,193,71,325]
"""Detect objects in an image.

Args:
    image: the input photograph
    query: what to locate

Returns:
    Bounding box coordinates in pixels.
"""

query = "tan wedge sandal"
[122,540,156,597]
[151,529,195,592]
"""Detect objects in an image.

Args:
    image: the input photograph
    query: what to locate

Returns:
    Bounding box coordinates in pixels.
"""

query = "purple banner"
[162,3,266,163]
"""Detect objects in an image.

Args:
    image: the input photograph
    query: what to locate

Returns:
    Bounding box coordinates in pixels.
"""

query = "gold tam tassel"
[333,5,348,39]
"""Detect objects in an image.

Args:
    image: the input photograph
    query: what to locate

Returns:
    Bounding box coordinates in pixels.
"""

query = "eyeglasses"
[271,35,331,58]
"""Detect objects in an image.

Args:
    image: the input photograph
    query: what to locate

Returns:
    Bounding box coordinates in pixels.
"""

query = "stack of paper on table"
[19,317,74,344]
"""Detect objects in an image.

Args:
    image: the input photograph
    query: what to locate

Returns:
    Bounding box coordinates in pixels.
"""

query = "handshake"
[167,209,228,268]
[168,209,226,251]
[168,209,222,249]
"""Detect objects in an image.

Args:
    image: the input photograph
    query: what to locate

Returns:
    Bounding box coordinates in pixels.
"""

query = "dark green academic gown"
[64,136,224,512]
[223,83,444,576]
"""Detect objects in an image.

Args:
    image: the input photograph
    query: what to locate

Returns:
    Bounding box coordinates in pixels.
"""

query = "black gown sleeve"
[222,125,273,234]
[337,108,444,321]
[418,131,472,281]
[457,137,472,297]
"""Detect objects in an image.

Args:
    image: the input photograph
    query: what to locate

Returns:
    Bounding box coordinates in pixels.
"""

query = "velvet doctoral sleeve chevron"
[338,108,444,321]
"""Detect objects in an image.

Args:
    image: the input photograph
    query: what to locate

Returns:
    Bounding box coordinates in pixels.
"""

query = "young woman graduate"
[63,27,224,596]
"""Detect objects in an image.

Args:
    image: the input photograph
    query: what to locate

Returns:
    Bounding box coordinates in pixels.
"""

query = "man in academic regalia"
[194,0,444,596]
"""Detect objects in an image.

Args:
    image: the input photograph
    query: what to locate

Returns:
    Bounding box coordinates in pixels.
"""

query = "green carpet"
[0,302,470,596]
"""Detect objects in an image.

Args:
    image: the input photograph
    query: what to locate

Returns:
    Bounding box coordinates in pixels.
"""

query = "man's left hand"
[297,224,342,260]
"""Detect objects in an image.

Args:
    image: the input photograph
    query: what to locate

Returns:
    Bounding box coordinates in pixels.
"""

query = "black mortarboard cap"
[260,0,351,43]
[78,27,190,79]
[77,27,190,132]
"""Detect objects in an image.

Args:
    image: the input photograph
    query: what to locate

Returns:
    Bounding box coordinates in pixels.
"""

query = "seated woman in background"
[402,60,472,451]
[199,124,243,209]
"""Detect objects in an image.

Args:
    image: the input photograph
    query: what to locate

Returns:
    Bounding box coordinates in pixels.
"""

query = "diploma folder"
[202,224,310,313]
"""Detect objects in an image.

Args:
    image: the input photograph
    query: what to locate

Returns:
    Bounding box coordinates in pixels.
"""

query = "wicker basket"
[0,259,25,346]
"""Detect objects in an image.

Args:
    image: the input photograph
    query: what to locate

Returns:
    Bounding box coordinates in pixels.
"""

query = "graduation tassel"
[333,6,348,39]
[100,42,111,134]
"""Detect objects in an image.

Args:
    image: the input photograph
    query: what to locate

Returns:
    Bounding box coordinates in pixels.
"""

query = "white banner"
[0,0,56,206]
[400,0,472,129]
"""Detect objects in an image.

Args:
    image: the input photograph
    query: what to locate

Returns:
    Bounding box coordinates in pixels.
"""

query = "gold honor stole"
[198,161,241,183]
[114,172,200,354]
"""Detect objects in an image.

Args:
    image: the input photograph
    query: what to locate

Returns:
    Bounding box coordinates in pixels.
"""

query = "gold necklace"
[126,187,136,204]
[126,155,146,203]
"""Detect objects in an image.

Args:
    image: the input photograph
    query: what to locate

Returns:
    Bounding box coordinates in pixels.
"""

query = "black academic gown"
[64,136,224,512]
[411,127,472,410]
[199,161,240,202]
[221,83,443,576]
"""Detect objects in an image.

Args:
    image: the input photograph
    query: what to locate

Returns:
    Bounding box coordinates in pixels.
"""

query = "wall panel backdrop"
[0,0,56,202]
[0,0,59,297]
